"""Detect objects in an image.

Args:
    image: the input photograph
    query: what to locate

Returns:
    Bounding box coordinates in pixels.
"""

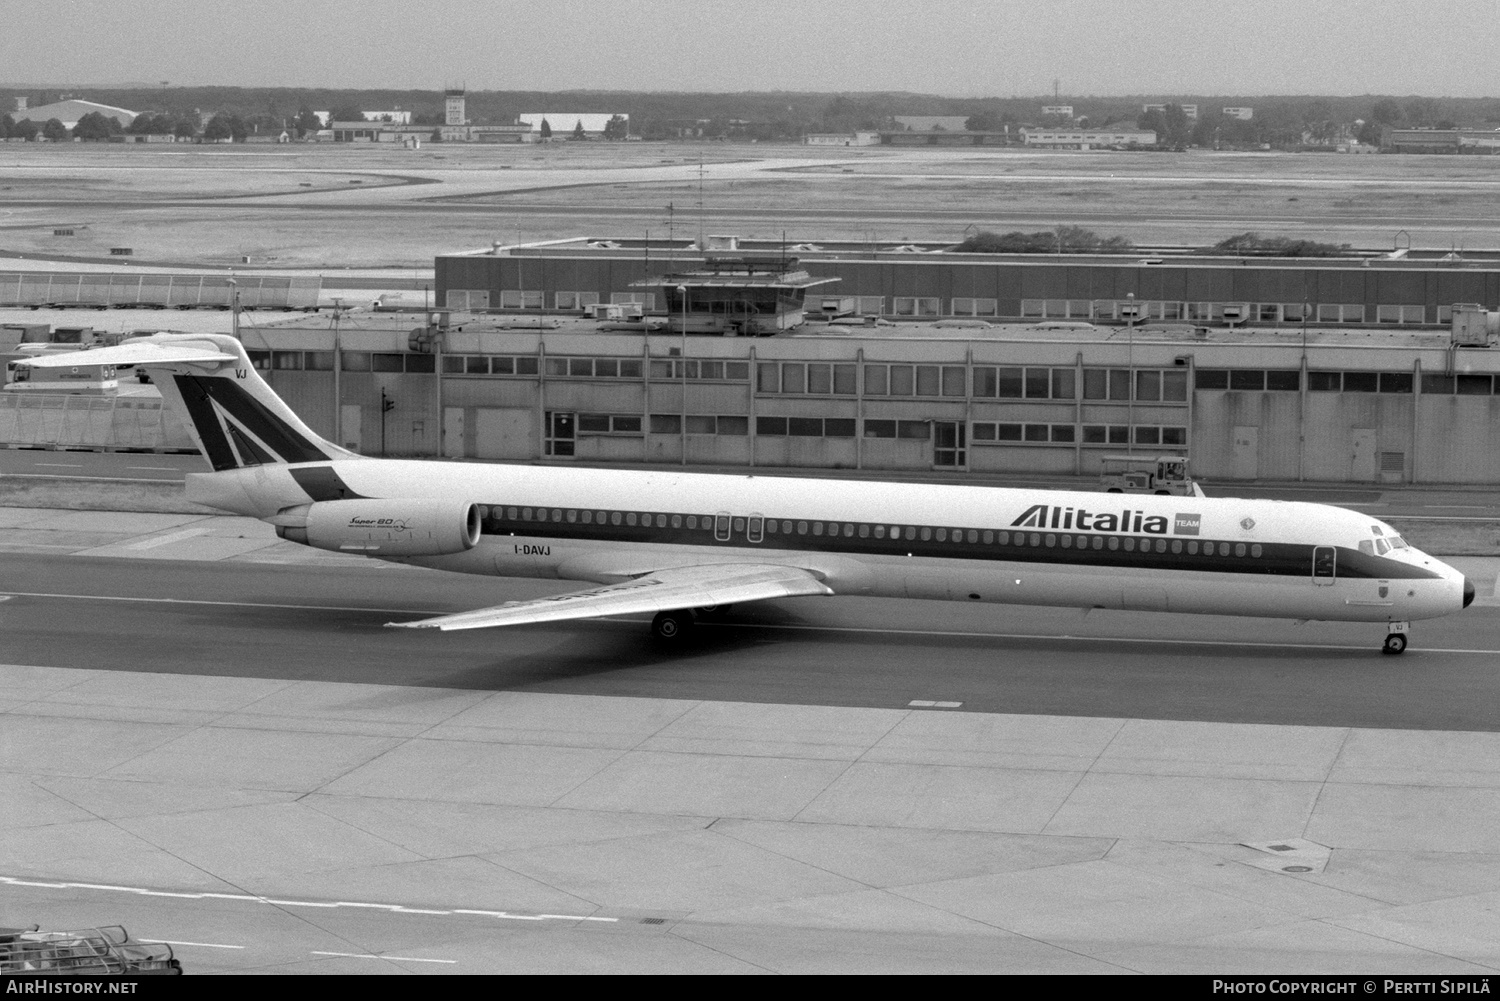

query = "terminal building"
[7,238,1500,486]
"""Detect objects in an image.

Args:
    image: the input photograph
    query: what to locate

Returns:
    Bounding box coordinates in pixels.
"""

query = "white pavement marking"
[127,527,210,550]
[32,463,83,468]
[125,466,186,472]
[0,875,618,924]
[909,700,964,708]
[312,951,457,964]
[140,939,245,950]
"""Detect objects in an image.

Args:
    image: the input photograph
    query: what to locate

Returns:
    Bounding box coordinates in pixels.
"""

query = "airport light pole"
[331,297,346,449]
[1124,292,1136,455]
[678,284,688,465]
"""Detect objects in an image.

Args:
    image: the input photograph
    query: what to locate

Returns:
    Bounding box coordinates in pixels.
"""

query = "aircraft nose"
[1464,577,1476,609]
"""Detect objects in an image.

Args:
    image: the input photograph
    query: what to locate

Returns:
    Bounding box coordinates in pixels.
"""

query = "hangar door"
[474,408,535,460]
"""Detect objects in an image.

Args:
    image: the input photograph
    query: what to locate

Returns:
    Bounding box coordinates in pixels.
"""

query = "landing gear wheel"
[1382,633,1408,656]
[651,609,695,642]
[696,603,733,620]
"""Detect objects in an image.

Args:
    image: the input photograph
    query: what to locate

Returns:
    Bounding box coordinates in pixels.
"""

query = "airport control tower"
[445,87,467,126]
[632,248,839,336]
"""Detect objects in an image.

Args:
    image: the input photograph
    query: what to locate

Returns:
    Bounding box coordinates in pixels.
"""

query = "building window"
[952,297,998,316]
[554,291,600,310]
[498,290,544,309]
[1317,303,1365,323]
[856,296,885,315]
[1376,304,1425,324]
[579,414,644,435]
[756,417,858,438]
[892,297,941,316]
[446,289,490,309]
[610,292,656,309]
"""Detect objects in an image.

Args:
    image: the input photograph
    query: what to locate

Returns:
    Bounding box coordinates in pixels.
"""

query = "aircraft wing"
[386,563,833,632]
[14,341,237,370]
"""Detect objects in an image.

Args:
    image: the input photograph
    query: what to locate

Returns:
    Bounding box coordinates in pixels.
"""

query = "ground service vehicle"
[1100,453,1199,496]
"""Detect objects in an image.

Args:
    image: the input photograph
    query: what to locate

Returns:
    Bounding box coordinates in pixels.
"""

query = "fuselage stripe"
[474,505,1439,580]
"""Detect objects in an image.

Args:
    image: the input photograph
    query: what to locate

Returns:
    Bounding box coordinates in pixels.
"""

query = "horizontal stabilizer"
[387,563,832,632]
[13,341,237,370]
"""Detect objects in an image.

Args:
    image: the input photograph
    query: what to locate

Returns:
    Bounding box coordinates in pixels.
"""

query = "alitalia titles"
[1011,504,1203,536]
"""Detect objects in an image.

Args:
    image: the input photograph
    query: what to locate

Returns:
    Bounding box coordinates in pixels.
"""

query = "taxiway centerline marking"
[2,590,1496,655]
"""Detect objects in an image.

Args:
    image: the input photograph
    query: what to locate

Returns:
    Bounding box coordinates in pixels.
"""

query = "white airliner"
[19,334,1475,654]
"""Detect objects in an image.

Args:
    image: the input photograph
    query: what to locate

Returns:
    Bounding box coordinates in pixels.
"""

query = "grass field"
[3,142,1500,268]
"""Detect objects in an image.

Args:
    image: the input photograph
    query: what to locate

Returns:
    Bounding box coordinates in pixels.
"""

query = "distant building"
[361,110,410,124]
[1222,107,1254,120]
[891,115,971,132]
[518,113,627,136]
[804,131,879,146]
[439,124,535,143]
[331,121,432,143]
[1384,127,1500,152]
[1142,103,1199,120]
[1022,127,1155,148]
[1040,105,1074,117]
[10,98,136,130]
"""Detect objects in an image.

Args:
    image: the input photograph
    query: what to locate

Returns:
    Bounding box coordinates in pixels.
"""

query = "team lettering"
[1011,504,1185,535]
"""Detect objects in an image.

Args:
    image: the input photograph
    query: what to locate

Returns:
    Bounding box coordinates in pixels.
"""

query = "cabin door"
[1312,546,1337,585]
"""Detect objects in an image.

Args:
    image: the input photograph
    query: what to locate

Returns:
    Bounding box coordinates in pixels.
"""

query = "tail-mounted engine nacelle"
[275,499,481,557]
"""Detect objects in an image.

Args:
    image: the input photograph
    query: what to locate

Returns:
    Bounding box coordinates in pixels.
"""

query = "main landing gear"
[1382,621,1410,656]
[649,605,734,643]
[651,609,695,642]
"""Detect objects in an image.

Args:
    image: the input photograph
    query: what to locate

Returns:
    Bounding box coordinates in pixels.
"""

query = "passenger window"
[920,527,932,541]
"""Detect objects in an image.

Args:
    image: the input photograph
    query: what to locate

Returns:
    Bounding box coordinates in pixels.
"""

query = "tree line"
[4,87,1497,146]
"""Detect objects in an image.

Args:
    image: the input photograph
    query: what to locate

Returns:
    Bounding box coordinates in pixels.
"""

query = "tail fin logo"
[175,374,330,471]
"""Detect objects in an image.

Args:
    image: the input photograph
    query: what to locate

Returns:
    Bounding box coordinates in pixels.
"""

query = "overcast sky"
[2,0,1496,97]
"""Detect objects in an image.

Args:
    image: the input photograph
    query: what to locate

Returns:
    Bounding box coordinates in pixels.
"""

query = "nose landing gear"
[1382,621,1410,656]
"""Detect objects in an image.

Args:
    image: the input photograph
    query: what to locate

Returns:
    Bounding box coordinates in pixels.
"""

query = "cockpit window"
[1375,538,1391,555]
[1389,536,1408,549]
[1371,525,1384,536]
[1358,540,1375,556]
